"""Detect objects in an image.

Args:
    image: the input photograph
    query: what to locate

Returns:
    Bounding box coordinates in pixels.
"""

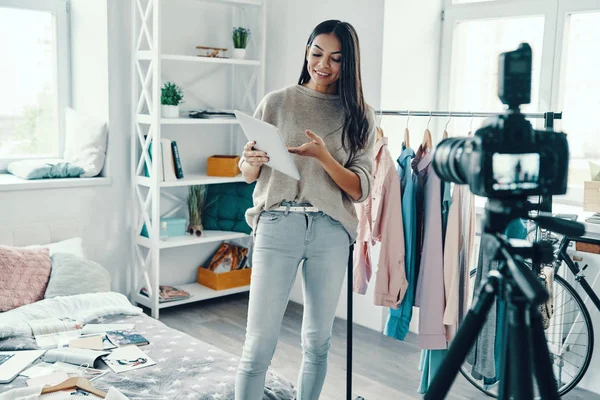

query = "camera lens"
[433,137,470,185]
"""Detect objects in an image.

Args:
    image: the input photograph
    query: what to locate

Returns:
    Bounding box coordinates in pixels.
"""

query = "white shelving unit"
[131,0,266,318]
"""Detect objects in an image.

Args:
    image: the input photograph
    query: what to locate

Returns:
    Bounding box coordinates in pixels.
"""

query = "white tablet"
[234,110,301,180]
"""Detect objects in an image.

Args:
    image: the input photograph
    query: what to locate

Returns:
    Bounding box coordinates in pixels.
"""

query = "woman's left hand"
[287,130,330,162]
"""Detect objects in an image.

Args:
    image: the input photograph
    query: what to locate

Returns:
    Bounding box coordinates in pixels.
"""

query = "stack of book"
[139,285,191,303]
[144,137,184,181]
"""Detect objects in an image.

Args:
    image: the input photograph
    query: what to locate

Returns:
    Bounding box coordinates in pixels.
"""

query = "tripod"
[425,202,585,400]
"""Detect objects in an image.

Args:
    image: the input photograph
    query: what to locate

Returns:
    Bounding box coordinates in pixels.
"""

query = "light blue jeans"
[235,206,350,400]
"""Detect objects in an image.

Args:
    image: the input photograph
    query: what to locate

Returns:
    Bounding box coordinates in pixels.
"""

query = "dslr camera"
[433,43,569,199]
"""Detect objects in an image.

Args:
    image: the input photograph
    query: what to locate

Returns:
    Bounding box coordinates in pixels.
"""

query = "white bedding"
[0,293,142,339]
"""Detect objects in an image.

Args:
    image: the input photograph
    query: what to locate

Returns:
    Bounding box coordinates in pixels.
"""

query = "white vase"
[161,104,179,118]
[232,48,247,60]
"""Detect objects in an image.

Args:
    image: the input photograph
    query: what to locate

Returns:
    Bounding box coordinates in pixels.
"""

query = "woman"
[235,20,376,400]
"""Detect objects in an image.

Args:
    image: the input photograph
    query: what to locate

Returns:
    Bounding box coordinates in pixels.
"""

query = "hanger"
[443,114,451,139]
[376,126,385,140]
[41,377,107,398]
[404,111,411,148]
[422,112,433,150]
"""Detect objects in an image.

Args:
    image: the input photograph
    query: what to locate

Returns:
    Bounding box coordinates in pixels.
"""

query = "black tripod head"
[484,197,586,237]
[482,197,585,306]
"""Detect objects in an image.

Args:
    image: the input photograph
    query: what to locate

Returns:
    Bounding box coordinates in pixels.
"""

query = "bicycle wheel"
[459,270,594,398]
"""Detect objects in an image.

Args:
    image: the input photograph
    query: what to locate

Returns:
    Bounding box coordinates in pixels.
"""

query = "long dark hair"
[298,20,370,161]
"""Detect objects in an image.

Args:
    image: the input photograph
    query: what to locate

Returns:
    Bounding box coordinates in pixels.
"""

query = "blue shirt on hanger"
[385,146,416,341]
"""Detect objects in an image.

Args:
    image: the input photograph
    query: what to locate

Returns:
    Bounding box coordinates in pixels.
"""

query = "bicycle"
[460,217,600,398]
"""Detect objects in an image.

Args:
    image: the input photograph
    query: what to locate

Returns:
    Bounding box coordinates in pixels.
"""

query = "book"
[81,324,136,336]
[43,348,110,368]
[35,330,82,349]
[106,330,149,347]
[171,140,184,179]
[161,138,178,181]
[139,285,191,303]
[102,346,156,374]
[68,335,104,351]
[206,242,249,273]
[22,362,108,382]
[57,334,117,351]
[28,318,83,336]
[144,138,165,181]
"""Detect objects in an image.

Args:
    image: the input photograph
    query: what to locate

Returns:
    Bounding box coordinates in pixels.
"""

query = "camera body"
[433,43,569,199]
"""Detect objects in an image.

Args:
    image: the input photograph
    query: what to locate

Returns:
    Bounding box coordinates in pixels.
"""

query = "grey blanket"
[0,314,295,400]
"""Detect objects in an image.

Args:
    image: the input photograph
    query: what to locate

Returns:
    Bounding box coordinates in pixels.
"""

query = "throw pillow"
[26,237,84,258]
[202,182,255,234]
[45,253,111,298]
[63,107,108,177]
[0,247,51,312]
[7,159,84,180]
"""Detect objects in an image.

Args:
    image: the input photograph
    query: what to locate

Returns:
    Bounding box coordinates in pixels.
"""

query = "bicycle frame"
[557,236,600,312]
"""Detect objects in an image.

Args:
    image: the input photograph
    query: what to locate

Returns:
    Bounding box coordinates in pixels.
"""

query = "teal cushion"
[7,159,84,180]
[202,182,255,234]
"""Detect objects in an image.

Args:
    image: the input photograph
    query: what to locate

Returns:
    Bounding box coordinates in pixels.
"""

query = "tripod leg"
[497,299,510,400]
[424,273,501,400]
[530,307,560,400]
[507,300,534,400]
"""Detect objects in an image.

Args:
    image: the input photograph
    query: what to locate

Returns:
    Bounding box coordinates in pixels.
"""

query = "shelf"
[194,0,262,7]
[136,174,245,188]
[134,282,250,310]
[136,114,239,125]
[136,230,250,249]
[0,174,112,192]
[162,54,260,66]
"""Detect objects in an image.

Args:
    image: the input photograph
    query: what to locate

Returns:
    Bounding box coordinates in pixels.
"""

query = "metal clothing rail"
[377,110,563,120]
[345,110,562,400]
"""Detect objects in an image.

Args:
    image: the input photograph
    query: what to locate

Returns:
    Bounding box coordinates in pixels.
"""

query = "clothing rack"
[345,109,562,400]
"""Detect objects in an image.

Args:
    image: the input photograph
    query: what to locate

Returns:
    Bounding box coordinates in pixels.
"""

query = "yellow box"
[207,155,241,177]
[197,266,251,290]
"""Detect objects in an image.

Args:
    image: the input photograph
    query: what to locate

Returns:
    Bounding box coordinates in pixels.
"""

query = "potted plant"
[232,27,251,59]
[188,185,206,237]
[161,81,184,118]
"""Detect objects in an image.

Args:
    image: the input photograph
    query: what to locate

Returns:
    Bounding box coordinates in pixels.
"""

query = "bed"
[0,223,295,399]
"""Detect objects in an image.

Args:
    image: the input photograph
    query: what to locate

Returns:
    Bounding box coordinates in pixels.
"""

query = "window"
[449,16,545,134]
[557,11,600,186]
[440,0,600,203]
[0,0,69,170]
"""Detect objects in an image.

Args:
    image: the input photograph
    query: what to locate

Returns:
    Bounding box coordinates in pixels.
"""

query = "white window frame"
[0,0,70,171]
[439,0,600,206]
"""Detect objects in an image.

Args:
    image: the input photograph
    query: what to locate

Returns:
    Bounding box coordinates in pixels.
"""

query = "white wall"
[71,0,110,123]
[262,0,444,333]
[262,0,385,330]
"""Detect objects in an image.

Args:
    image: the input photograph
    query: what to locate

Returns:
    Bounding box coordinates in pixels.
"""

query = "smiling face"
[305,33,342,94]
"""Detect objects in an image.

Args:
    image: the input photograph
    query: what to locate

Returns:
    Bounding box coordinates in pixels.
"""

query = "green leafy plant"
[232,27,251,49]
[161,81,184,106]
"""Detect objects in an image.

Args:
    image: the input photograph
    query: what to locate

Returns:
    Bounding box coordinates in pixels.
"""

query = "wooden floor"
[159,293,600,400]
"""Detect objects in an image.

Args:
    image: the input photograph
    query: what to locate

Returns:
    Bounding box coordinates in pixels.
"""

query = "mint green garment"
[384,147,416,341]
[417,349,448,394]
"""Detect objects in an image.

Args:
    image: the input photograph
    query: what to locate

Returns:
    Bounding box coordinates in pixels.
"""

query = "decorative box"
[207,155,241,177]
[584,181,600,213]
[140,217,187,238]
[197,266,251,291]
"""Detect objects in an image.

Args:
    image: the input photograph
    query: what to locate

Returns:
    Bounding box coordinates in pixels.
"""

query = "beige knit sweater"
[244,84,376,241]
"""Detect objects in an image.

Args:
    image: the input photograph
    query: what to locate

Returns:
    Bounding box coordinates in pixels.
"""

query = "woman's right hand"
[242,141,269,168]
